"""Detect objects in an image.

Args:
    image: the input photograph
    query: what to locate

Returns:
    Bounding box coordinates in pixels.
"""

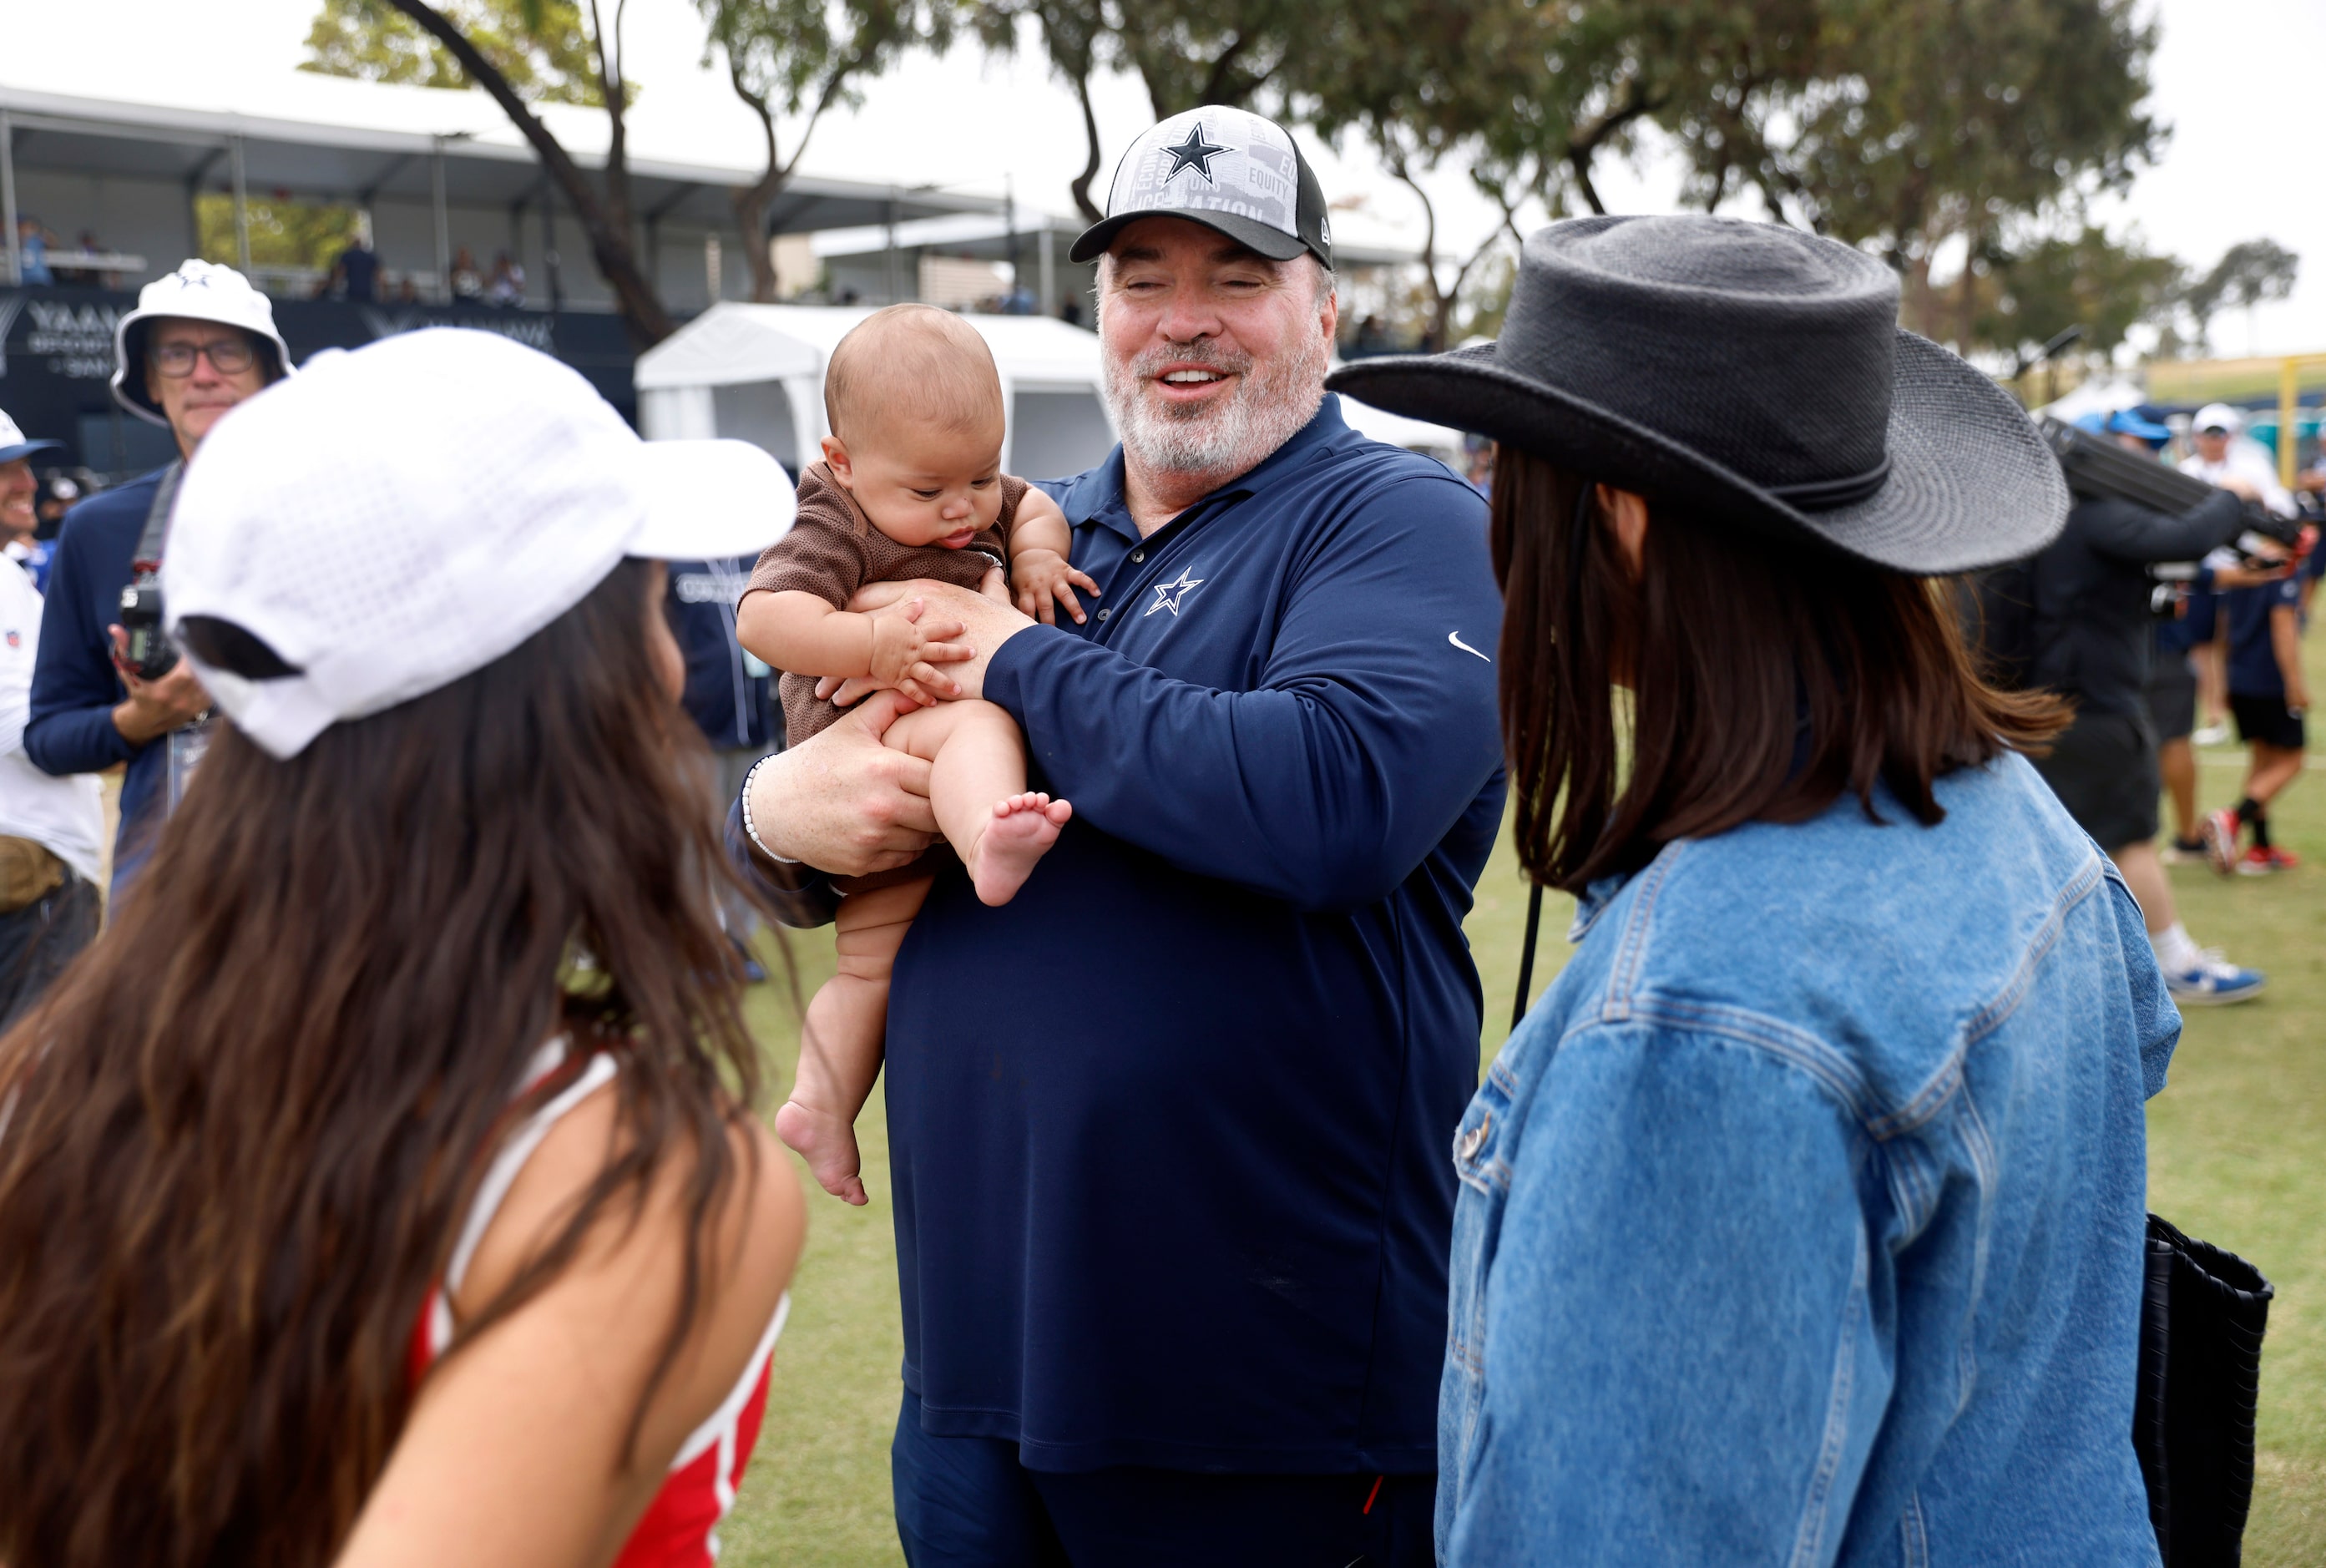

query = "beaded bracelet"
[737,755,798,864]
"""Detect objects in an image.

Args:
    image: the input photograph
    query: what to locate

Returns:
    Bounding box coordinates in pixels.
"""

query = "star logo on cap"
[1160,123,1231,184]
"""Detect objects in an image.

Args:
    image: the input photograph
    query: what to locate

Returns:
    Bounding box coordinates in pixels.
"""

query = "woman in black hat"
[1332,217,2177,1564]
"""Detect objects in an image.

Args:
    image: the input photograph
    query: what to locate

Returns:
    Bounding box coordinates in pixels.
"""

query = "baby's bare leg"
[886,700,1073,907]
[777,876,929,1205]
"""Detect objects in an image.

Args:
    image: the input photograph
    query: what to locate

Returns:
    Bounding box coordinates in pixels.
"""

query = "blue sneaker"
[2163,949,2266,1006]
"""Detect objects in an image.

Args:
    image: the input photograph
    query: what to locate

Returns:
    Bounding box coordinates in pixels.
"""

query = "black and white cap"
[1070,106,1331,269]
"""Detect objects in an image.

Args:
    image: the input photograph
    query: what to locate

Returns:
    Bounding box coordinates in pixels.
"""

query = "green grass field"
[724,638,2326,1565]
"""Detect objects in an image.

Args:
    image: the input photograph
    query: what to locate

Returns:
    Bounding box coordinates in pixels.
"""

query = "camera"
[119,570,179,681]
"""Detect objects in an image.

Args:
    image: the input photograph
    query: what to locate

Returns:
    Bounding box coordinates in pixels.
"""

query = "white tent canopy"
[2040,377,2147,423]
[637,303,1116,480]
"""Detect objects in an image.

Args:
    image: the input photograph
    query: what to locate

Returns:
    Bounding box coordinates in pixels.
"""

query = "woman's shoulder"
[452,1068,803,1448]
[1560,756,2115,1115]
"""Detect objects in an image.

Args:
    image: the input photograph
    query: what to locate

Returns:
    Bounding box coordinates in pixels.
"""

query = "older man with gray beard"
[731,107,1503,1566]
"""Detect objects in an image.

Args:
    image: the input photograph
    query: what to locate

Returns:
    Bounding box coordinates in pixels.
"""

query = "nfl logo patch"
[4,630,18,650]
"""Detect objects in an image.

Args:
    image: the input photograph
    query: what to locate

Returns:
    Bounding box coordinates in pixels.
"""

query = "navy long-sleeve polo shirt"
[26,470,169,895]
[817,398,1507,1473]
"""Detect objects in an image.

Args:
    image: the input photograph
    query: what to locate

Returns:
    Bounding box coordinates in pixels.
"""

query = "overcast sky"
[12,0,2324,356]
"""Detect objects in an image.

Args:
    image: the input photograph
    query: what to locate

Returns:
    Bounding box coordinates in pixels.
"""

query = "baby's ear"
[822,435,852,483]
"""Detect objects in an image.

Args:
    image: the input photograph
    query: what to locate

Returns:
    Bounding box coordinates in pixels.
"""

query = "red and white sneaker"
[2202,807,2242,877]
[2238,845,2300,875]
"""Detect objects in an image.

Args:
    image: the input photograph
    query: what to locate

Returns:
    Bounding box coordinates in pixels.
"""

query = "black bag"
[2133,1213,2274,1566]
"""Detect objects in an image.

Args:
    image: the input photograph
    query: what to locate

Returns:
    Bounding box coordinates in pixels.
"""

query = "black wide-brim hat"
[1327,215,2067,574]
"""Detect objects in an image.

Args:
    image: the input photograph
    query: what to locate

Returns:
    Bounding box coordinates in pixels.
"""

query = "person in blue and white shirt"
[1,408,104,1024]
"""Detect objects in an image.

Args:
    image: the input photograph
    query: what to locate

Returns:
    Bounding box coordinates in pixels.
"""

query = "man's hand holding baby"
[868,594,977,706]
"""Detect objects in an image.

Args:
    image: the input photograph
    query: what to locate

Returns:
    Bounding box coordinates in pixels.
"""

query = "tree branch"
[385,0,671,342]
[1565,77,1663,218]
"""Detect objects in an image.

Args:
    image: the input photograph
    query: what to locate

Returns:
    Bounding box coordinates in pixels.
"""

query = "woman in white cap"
[0,330,806,1565]
[1334,217,2181,1564]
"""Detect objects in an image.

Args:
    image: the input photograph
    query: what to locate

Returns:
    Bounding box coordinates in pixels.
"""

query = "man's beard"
[1103,333,1327,479]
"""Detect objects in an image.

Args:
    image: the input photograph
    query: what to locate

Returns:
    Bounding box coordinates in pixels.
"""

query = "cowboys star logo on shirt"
[1145,569,1207,616]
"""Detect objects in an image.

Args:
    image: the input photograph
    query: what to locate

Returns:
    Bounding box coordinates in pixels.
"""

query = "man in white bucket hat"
[24,260,294,899]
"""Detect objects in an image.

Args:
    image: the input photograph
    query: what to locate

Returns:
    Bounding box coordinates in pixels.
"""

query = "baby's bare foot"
[775,1098,868,1206]
[968,792,1073,907]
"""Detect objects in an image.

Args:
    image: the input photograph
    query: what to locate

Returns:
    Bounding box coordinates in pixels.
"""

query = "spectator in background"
[2156,591,2217,862]
[13,218,53,286]
[27,260,294,902]
[485,250,526,306]
[665,552,781,973]
[33,476,80,539]
[450,246,485,301]
[2182,402,2297,742]
[0,407,101,1027]
[2204,556,2309,875]
[1461,434,1494,497]
[0,416,63,586]
[2018,410,2264,1003]
[331,223,380,304]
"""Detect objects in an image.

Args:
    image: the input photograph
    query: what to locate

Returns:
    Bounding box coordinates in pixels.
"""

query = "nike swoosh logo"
[1449,630,1490,662]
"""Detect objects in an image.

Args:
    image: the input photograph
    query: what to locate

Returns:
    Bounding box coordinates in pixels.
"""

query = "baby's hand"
[1012,549,1102,626]
[867,597,973,706]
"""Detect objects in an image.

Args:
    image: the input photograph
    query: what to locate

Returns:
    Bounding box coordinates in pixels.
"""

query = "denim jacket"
[1440,753,2177,1565]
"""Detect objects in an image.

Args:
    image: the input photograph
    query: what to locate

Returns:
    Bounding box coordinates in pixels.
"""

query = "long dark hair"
[1491,445,2069,894]
[0,560,770,1566]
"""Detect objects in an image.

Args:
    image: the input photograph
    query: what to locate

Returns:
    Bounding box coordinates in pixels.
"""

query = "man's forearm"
[23,704,135,777]
[724,797,841,929]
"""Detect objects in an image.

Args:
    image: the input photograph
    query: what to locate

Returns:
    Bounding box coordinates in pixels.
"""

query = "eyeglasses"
[151,337,257,377]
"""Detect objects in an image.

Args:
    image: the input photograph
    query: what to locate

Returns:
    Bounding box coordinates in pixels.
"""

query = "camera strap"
[134,460,185,574]
[129,460,215,807]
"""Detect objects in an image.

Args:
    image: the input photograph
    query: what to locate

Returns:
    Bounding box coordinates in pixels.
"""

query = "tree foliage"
[362,0,674,344]
[1972,224,2182,362]
[1658,0,2164,350]
[194,195,366,276]
[976,0,1304,225]
[2182,238,2300,355]
[301,0,620,106]
[700,0,948,301]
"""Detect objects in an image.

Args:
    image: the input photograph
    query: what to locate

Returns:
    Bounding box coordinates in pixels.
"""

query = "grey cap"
[1071,106,1332,269]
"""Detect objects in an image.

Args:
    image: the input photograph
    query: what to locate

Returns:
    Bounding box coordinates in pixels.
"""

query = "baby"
[736,304,1099,1204]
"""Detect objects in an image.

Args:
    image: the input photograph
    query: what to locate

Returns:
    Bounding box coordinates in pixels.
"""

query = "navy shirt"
[873,399,1505,1473]
[665,556,776,752]
[26,469,169,895]
[2222,573,2303,695]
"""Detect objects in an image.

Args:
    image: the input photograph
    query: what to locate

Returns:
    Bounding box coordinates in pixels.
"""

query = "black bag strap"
[1511,881,1544,1034]
[132,460,185,573]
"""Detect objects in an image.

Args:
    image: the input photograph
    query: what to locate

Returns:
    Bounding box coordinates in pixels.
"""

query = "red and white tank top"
[407,1048,789,1566]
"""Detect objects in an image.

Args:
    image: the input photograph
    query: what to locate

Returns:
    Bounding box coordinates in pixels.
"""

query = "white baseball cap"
[0,409,63,466]
[1070,105,1332,268]
[113,260,298,427]
[163,328,794,758]
[2193,402,2244,434]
